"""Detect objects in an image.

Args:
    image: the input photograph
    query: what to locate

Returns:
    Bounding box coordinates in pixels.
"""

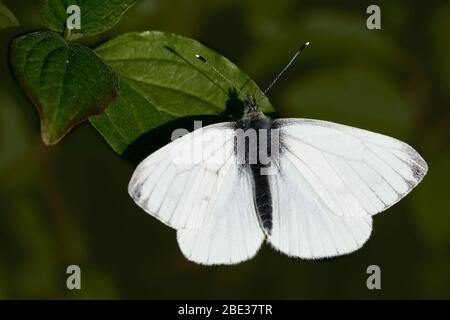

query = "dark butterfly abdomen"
[235,116,275,235]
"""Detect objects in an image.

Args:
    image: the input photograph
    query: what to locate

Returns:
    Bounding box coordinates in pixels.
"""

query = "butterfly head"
[243,95,264,120]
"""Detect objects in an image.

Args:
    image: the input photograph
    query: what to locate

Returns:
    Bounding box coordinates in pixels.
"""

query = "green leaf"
[39,0,136,40]
[0,1,19,29]
[90,31,275,154]
[10,31,119,145]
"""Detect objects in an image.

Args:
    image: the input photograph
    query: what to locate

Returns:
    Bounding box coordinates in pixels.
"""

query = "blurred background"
[1,0,449,299]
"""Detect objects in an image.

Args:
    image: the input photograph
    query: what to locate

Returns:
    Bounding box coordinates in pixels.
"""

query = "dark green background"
[1,0,449,299]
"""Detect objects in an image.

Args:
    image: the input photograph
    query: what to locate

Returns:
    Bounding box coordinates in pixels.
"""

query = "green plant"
[9,0,274,154]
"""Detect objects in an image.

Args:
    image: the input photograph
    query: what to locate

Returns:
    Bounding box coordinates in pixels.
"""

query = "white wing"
[267,118,427,259]
[129,122,264,264]
[269,154,373,259]
[177,165,265,265]
[275,119,428,218]
[128,123,236,230]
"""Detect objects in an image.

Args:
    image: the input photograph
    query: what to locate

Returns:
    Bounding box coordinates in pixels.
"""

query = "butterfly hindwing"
[268,153,373,259]
[177,165,265,265]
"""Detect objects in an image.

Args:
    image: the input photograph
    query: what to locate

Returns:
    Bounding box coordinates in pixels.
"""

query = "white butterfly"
[128,45,427,265]
[128,93,427,265]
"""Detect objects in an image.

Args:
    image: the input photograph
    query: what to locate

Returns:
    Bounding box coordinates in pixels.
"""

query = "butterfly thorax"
[237,95,271,128]
[235,95,274,162]
[241,95,265,120]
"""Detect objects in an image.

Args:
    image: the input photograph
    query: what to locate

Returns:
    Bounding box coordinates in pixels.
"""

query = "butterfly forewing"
[275,119,427,217]
[128,123,236,230]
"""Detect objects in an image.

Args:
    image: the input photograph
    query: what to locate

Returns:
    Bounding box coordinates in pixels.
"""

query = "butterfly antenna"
[195,54,237,90]
[262,41,310,96]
